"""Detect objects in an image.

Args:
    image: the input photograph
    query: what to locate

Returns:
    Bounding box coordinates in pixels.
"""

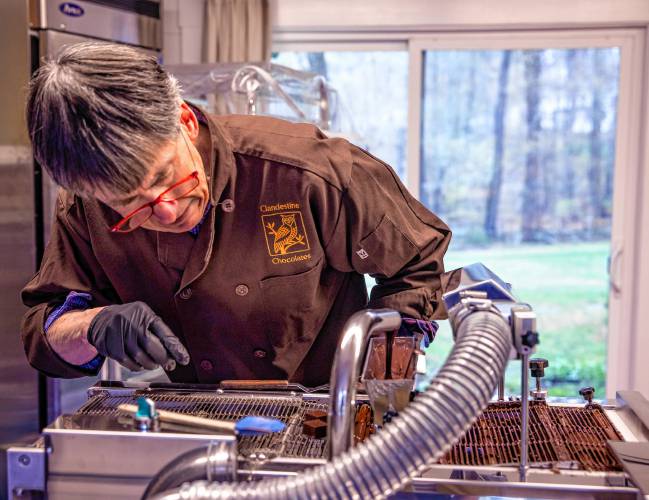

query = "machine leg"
[520,353,529,482]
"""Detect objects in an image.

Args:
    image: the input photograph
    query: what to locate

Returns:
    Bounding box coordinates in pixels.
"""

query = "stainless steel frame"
[9,385,646,499]
[5,440,45,498]
[327,309,401,458]
[44,426,235,499]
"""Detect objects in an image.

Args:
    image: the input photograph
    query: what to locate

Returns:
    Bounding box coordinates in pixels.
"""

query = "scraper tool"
[118,398,285,436]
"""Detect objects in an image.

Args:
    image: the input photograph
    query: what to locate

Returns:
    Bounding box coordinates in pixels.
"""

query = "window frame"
[273,27,649,399]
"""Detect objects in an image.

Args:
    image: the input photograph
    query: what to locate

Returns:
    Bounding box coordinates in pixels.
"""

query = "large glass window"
[422,48,620,396]
[271,51,409,178]
[273,40,636,398]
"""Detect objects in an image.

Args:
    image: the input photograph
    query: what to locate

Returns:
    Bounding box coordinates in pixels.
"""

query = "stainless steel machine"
[28,0,163,416]
[7,264,649,499]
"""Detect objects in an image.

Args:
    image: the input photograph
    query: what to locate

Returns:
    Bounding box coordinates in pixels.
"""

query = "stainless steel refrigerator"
[0,1,161,496]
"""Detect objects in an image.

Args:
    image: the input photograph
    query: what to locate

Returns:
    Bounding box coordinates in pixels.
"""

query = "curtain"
[203,0,270,63]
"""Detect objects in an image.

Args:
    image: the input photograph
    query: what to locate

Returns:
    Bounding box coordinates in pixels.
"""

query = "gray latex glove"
[87,301,190,372]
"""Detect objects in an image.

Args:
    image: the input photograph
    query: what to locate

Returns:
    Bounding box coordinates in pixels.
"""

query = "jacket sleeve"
[324,145,452,320]
[21,191,118,378]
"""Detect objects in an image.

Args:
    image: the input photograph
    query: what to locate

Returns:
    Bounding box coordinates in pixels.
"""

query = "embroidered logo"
[262,211,310,256]
[356,249,369,259]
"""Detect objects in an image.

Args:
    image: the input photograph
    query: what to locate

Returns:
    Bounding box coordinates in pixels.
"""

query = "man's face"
[95,112,210,234]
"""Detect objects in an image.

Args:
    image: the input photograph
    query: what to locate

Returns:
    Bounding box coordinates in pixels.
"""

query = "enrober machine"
[7,264,649,499]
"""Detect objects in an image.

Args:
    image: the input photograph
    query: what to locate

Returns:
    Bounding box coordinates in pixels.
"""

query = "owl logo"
[262,211,309,256]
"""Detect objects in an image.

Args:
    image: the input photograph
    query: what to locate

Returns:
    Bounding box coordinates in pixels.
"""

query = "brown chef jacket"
[21,110,451,386]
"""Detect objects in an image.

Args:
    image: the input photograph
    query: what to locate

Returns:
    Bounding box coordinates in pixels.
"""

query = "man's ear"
[179,101,200,142]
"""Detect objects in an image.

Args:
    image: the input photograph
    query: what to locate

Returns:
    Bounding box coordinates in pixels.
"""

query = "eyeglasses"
[110,171,200,232]
[110,132,200,233]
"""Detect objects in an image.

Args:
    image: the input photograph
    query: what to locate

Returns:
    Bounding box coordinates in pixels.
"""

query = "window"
[271,51,408,178]
[273,28,647,398]
[421,48,619,396]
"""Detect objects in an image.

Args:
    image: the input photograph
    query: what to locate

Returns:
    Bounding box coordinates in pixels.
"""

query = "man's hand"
[87,302,190,371]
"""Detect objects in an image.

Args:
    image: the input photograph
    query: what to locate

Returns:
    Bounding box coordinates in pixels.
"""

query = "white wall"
[164,0,649,61]
[271,0,649,32]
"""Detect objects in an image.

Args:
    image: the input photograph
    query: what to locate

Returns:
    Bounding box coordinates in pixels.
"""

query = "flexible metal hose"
[153,309,511,500]
[143,441,236,499]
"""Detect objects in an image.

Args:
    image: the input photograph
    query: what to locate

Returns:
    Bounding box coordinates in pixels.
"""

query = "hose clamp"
[447,290,503,337]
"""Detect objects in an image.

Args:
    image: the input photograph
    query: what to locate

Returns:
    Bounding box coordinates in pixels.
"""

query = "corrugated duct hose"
[151,309,511,500]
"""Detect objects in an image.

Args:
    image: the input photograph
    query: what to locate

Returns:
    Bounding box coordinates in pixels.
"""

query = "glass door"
[408,30,645,398]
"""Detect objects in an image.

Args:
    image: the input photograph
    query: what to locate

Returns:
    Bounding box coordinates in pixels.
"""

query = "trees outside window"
[422,47,619,396]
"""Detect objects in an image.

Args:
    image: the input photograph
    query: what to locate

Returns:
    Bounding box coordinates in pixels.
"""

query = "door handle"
[609,244,623,295]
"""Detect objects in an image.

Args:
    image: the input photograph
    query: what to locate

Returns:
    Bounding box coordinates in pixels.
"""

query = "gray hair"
[26,41,182,195]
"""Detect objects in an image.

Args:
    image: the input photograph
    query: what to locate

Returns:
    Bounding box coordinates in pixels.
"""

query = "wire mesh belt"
[438,400,623,471]
[77,391,329,459]
[77,393,622,470]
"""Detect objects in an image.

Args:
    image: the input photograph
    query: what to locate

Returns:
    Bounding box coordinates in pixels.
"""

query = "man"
[21,42,451,386]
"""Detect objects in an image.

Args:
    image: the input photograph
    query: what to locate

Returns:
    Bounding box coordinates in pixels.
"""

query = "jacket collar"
[187,102,236,206]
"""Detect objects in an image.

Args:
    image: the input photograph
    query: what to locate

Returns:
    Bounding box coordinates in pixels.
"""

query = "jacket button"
[179,288,192,300]
[200,359,213,371]
[221,199,235,212]
[253,349,267,359]
[235,284,249,296]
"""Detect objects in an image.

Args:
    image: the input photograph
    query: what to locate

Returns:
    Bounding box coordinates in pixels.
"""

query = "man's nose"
[151,200,180,224]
